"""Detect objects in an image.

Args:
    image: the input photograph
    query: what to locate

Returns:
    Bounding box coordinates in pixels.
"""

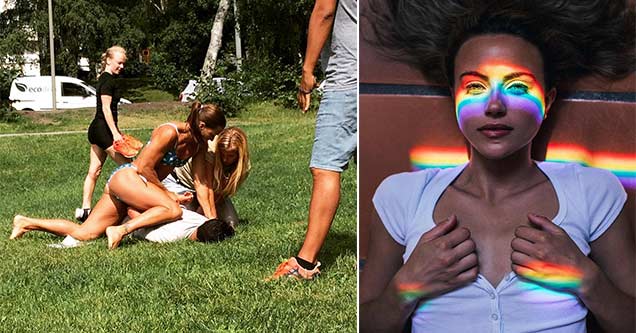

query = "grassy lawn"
[0,101,357,332]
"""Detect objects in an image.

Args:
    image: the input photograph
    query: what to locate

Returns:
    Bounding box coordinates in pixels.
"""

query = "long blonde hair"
[212,127,250,198]
[98,45,127,76]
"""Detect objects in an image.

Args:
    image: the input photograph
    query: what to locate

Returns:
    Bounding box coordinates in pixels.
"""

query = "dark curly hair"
[366,0,635,88]
[196,218,235,243]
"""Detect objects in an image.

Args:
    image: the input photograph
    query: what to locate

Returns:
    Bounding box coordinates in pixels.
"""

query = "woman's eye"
[506,82,529,95]
[466,83,486,95]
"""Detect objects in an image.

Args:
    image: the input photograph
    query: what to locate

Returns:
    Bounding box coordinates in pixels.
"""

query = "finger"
[514,225,546,243]
[512,263,537,277]
[527,213,562,234]
[510,237,538,256]
[452,237,476,258]
[510,250,535,267]
[303,95,311,112]
[449,252,478,275]
[419,215,457,243]
[448,265,479,285]
[439,227,471,249]
[297,92,304,109]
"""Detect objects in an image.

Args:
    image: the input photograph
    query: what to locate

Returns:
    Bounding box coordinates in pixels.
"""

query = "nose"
[485,84,506,118]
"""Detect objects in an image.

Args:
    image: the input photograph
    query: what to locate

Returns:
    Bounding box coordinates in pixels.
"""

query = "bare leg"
[105,146,132,165]
[11,189,126,241]
[296,168,341,263]
[105,169,182,249]
[81,145,108,209]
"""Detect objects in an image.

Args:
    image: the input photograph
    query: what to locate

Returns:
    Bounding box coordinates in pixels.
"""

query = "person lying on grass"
[132,127,250,243]
[10,101,226,249]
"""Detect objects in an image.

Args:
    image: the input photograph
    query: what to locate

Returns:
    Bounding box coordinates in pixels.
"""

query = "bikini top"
[151,123,192,168]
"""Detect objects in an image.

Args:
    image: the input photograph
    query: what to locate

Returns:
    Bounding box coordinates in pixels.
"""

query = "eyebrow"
[459,71,537,82]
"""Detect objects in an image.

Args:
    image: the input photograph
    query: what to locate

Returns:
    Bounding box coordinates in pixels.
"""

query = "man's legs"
[268,88,356,280]
[297,168,341,264]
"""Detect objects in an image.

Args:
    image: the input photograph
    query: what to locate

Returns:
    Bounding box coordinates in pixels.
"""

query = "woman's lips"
[478,123,513,138]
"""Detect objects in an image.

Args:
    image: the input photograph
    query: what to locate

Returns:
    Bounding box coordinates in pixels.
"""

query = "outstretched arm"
[297,0,337,112]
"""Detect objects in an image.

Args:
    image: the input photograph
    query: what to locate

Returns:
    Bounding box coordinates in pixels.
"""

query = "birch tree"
[201,0,230,78]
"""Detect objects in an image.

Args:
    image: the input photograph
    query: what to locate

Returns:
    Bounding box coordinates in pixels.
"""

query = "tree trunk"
[233,0,242,70]
[201,0,230,79]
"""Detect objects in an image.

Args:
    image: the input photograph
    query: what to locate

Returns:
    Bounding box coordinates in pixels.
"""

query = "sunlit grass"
[0,101,357,332]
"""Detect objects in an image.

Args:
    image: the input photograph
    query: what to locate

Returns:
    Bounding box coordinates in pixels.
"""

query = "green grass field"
[0,102,357,332]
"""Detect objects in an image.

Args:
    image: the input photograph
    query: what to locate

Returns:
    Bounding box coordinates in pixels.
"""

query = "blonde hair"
[212,127,250,198]
[99,45,127,75]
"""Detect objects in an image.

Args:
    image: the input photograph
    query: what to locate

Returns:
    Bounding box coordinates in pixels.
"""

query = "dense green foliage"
[1,0,318,108]
[0,102,357,331]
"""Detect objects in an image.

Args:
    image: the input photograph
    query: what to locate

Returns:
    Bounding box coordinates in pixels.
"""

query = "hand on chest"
[433,185,559,286]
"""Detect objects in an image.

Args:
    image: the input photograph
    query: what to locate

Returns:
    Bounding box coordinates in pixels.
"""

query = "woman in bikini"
[10,101,226,249]
[360,1,634,332]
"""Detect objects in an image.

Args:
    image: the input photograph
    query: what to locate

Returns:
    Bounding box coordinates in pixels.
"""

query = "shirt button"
[488,292,496,299]
[491,314,499,321]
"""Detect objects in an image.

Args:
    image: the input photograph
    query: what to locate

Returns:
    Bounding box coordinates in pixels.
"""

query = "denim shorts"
[310,88,357,172]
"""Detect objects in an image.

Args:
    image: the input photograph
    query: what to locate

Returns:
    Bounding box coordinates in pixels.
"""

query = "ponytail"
[187,101,203,143]
[187,101,226,144]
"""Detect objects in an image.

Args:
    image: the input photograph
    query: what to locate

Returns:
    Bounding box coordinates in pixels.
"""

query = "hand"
[113,132,123,143]
[176,192,194,205]
[297,72,317,113]
[511,213,593,293]
[395,215,478,304]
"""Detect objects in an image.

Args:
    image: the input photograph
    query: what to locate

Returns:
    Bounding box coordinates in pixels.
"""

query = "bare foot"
[10,215,29,240]
[106,225,127,249]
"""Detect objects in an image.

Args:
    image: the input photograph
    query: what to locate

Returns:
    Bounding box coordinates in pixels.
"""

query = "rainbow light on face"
[454,62,546,129]
[409,144,636,189]
[516,260,583,290]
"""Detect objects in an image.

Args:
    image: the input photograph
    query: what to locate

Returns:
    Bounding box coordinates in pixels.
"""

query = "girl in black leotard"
[77,45,130,222]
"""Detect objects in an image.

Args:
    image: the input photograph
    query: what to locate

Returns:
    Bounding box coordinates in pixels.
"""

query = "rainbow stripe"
[397,282,426,304]
[545,144,636,189]
[410,146,469,170]
[455,63,546,128]
[516,260,582,290]
[409,144,635,189]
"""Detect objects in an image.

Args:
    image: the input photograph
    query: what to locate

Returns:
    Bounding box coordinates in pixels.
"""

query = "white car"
[178,77,228,102]
[9,76,131,111]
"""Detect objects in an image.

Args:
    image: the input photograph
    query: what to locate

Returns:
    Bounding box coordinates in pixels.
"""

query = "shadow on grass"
[317,230,356,270]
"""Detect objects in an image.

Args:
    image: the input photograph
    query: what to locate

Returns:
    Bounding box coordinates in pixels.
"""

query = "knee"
[310,168,341,186]
[165,202,183,221]
[310,168,340,179]
[72,229,99,241]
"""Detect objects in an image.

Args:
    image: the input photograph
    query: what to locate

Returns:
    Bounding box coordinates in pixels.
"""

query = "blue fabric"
[372,162,627,333]
[161,150,189,167]
[309,88,357,172]
[147,123,190,167]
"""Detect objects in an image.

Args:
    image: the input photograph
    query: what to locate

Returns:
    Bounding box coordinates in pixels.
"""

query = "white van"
[9,76,131,111]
